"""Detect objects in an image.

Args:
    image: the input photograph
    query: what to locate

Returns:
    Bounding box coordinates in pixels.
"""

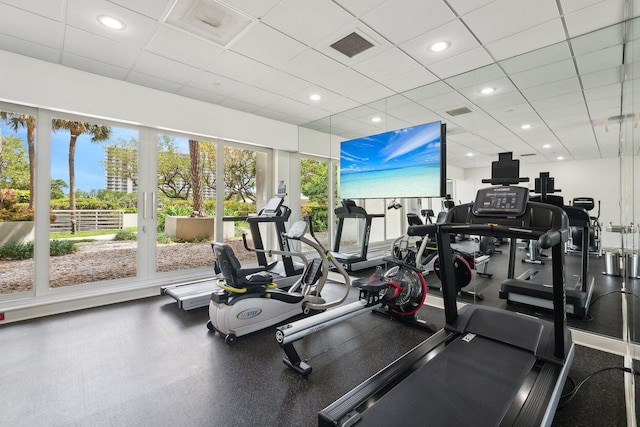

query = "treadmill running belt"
[358,335,537,426]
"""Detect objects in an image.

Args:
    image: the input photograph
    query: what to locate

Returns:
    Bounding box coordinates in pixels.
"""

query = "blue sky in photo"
[340,121,441,175]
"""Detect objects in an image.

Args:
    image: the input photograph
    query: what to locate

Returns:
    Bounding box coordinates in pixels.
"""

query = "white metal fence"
[50,210,125,233]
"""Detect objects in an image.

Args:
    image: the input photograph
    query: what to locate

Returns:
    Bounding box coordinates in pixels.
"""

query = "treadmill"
[331,199,386,272]
[161,186,304,310]
[500,172,594,319]
[319,154,574,427]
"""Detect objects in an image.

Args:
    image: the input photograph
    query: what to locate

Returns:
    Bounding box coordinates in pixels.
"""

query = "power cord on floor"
[590,290,640,306]
[558,366,640,409]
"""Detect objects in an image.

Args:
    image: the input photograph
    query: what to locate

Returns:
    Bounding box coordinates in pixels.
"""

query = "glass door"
[48,113,141,289]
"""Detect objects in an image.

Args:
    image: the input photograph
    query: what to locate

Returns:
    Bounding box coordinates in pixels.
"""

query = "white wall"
[0,50,298,152]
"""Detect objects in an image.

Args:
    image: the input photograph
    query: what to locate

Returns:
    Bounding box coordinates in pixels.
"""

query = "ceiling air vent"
[165,0,253,48]
[446,107,473,116]
[521,153,536,157]
[330,32,374,58]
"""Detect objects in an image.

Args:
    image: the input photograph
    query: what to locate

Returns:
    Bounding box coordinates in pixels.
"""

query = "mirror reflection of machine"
[330,199,387,272]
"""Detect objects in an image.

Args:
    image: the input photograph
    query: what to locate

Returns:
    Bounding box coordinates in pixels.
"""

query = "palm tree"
[189,139,205,216]
[0,112,36,209]
[51,119,111,231]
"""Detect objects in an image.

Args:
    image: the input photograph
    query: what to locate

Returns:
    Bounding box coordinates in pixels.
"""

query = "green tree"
[300,159,329,230]
[189,139,205,216]
[51,119,111,231]
[224,147,256,202]
[0,112,36,208]
[157,135,191,200]
[0,135,29,189]
[50,179,68,200]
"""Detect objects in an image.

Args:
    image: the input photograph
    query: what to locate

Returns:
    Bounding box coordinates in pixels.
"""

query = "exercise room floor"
[0,255,636,427]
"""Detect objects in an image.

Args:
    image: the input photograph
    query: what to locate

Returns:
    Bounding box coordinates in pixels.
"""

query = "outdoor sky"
[1,120,187,193]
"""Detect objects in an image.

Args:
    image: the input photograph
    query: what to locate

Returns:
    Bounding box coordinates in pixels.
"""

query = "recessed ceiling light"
[557,156,564,160]
[429,41,450,52]
[543,144,551,149]
[480,87,495,95]
[467,152,474,157]
[371,116,382,123]
[309,93,321,101]
[97,15,125,30]
[521,124,532,130]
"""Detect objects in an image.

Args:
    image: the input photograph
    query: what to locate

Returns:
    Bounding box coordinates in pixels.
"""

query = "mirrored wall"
[301,17,640,346]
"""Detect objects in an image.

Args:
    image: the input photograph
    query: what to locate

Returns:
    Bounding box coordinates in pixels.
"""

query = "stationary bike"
[207,219,350,344]
[394,211,489,300]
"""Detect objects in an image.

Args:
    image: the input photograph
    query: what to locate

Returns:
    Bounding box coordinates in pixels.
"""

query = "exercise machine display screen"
[472,186,529,217]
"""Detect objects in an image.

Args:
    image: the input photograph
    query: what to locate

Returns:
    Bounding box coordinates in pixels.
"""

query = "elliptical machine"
[207,219,350,345]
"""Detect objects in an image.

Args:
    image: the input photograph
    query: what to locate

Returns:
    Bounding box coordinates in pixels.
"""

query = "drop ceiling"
[0,0,638,168]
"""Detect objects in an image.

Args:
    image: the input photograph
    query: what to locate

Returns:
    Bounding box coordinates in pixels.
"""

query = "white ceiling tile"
[564,0,626,38]
[266,97,315,116]
[403,81,452,102]
[570,22,624,55]
[232,86,283,108]
[0,34,60,63]
[498,42,572,74]
[62,51,129,79]
[580,66,623,89]
[314,68,377,97]
[0,0,65,20]
[217,0,281,19]
[205,50,273,83]
[445,64,505,90]
[147,25,223,69]
[361,0,456,45]
[576,44,623,75]
[457,77,518,102]
[475,91,528,112]
[382,68,439,93]
[520,77,582,101]
[0,3,63,48]
[64,26,141,69]
[252,69,311,97]
[463,0,560,44]
[447,0,498,16]
[289,85,342,107]
[485,19,566,61]
[530,92,585,112]
[400,19,481,68]
[560,0,607,15]
[187,70,249,97]
[349,48,415,83]
[66,0,158,46]
[279,49,344,84]
[261,0,355,47]
[347,84,395,104]
[584,83,623,103]
[107,0,172,20]
[510,59,577,89]
[418,91,470,111]
[126,71,183,93]
[133,51,198,85]
[427,47,494,79]
[320,97,361,114]
[333,0,387,17]
[230,22,307,68]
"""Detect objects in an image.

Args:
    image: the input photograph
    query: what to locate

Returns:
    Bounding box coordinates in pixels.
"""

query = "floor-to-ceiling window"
[0,104,37,298]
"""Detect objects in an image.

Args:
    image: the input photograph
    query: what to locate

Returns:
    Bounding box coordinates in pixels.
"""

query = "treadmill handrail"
[407,223,566,247]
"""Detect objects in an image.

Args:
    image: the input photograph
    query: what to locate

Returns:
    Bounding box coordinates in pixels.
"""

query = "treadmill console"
[472,186,529,217]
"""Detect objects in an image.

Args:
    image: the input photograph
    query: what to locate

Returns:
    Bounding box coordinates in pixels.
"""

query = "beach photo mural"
[339,121,445,199]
